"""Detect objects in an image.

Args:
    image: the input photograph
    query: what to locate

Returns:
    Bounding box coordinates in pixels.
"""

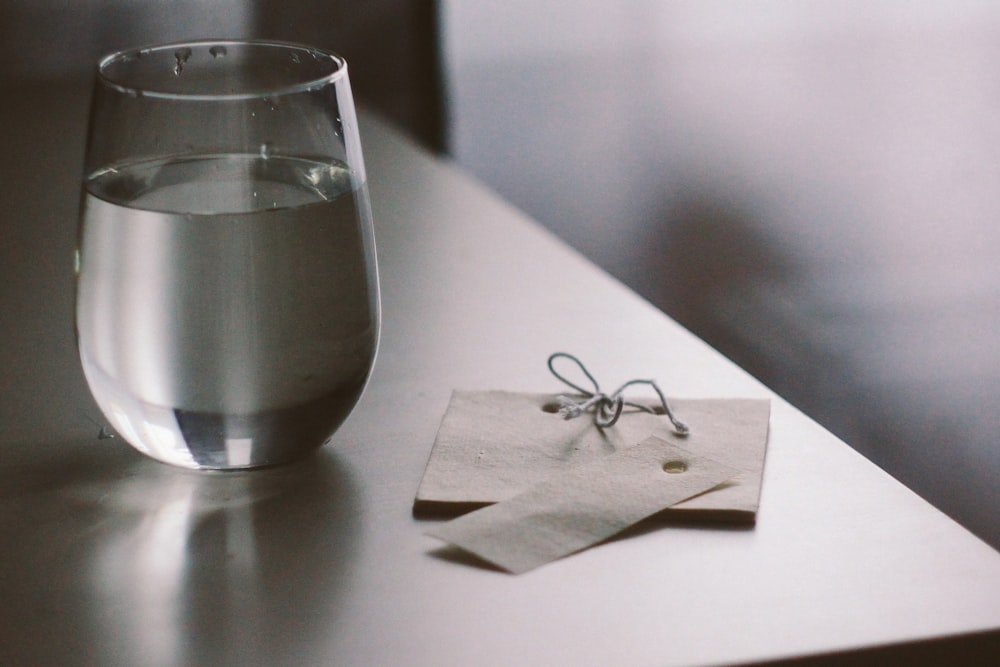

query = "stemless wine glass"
[75,40,380,470]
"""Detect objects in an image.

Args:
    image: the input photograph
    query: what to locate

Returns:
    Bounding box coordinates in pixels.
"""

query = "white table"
[1,85,998,665]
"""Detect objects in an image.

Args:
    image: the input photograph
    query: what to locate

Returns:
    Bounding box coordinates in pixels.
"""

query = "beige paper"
[427,436,739,573]
[415,391,770,520]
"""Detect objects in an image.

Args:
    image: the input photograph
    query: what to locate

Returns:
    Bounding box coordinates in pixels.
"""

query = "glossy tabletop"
[1,83,1000,666]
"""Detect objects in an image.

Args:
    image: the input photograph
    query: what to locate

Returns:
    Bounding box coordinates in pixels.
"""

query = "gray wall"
[442,1,1000,548]
[0,1,252,80]
[0,0,444,150]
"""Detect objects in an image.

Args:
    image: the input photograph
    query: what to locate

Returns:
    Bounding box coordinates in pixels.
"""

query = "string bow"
[547,352,689,435]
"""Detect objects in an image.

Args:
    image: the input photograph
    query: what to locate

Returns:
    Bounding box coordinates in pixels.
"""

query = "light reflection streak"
[94,475,197,665]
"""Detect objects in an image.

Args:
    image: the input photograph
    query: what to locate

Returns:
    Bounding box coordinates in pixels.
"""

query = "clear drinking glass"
[75,40,380,470]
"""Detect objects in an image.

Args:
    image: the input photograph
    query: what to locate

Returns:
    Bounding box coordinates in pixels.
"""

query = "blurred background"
[1,1,998,549]
[443,1,1000,551]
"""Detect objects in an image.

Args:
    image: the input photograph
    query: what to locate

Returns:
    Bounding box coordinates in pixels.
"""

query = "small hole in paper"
[663,460,687,474]
[541,402,561,413]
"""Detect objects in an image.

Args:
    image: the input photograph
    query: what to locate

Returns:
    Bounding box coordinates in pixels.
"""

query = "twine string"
[547,352,690,435]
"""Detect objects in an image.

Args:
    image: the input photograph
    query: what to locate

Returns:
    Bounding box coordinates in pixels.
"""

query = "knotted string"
[547,352,690,435]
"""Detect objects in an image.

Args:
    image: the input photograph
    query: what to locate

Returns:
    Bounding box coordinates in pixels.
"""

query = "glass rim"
[97,38,348,101]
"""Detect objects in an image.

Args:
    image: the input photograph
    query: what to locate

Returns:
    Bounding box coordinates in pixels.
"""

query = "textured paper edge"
[414,391,770,523]
[427,437,742,573]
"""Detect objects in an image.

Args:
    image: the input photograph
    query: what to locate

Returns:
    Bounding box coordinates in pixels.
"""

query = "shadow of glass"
[0,442,359,666]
